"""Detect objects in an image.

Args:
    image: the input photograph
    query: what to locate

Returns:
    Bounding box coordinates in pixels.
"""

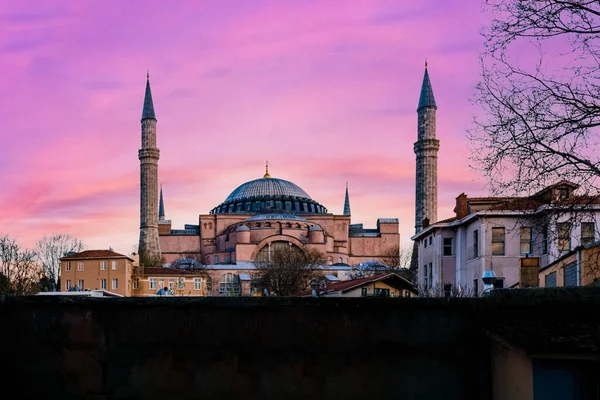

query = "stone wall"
[2,296,493,399]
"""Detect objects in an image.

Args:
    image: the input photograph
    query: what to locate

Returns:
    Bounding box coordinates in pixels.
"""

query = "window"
[133,278,139,289]
[194,278,202,290]
[159,279,164,289]
[112,279,118,290]
[443,238,453,256]
[558,188,569,200]
[545,272,556,288]
[428,262,433,288]
[374,288,390,297]
[66,280,72,290]
[492,227,505,256]
[473,230,479,258]
[101,279,107,289]
[557,222,571,252]
[169,279,175,290]
[473,279,479,297]
[78,279,84,289]
[111,260,118,270]
[149,278,156,290]
[219,273,240,296]
[214,255,220,264]
[520,227,534,256]
[224,254,231,263]
[564,263,578,287]
[423,264,428,289]
[542,226,548,255]
[581,222,595,246]
[424,238,428,248]
[100,261,107,270]
[77,262,84,271]
[361,287,367,297]
[65,262,71,271]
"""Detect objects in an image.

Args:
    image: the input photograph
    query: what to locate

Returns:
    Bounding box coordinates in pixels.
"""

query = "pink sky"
[0,0,491,254]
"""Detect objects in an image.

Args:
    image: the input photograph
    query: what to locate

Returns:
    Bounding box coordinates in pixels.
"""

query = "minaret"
[343,181,351,216]
[138,73,161,264]
[159,183,165,221]
[414,62,439,233]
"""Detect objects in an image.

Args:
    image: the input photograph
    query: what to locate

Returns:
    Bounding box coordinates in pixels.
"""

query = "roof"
[226,177,311,202]
[343,183,351,216]
[378,218,399,224]
[418,66,436,109]
[135,267,205,276]
[212,174,328,215]
[159,186,165,219]
[60,250,133,261]
[36,289,122,298]
[141,76,156,120]
[295,273,417,296]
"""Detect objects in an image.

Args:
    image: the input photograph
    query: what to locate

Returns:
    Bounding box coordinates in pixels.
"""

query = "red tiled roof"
[435,216,457,224]
[60,250,132,261]
[295,272,416,296]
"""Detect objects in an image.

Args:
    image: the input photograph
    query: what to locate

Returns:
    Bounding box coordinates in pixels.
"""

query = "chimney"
[422,217,430,229]
[454,193,468,219]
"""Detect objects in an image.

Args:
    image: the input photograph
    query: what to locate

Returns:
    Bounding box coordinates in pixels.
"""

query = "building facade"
[539,242,600,288]
[132,72,429,293]
[412,181,600,296]
[60,250,135,296]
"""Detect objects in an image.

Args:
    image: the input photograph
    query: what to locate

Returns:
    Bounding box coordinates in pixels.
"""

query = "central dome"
[211,172,328,215]
[225,178,311,203]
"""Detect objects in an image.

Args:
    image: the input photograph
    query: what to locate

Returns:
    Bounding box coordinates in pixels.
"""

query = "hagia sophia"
[60,66,439,296]
[140,64,438,293]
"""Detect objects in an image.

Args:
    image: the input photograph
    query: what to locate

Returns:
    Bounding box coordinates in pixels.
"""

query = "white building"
[412,181,600,296]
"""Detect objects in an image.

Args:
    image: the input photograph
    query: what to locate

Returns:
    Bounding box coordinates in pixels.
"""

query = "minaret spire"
[138,73,161,265]
[142,73,156,121]
[343,181,351,216]
[264,160,271,178]
[159,183,165,221]
[414,63,440,233]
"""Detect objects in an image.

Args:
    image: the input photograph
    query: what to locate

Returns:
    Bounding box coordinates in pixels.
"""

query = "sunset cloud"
[0,0,492,253]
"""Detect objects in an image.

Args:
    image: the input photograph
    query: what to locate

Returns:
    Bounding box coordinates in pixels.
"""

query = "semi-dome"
[211,167,328,215]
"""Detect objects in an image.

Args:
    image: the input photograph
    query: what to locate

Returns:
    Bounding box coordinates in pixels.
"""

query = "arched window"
[214,255,220,264]
[338,257,343,263]
[255,241,302,262]
[327,256,333,265]
[219,273,240,296]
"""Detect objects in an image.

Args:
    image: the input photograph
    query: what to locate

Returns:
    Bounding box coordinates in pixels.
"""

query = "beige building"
[412,181,600,296]
[539,242,600,288]
[60,250,135,297]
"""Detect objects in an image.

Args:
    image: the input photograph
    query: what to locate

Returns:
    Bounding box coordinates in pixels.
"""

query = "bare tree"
[469,0,600,198]
[0,235,44,295]
[35,233,85,288]
[418,283,475,298]
[378,245,415,282]
[255,246,326,296]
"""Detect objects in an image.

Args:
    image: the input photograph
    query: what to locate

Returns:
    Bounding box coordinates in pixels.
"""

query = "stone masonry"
[138,76,161,263]
[414,65,439,233]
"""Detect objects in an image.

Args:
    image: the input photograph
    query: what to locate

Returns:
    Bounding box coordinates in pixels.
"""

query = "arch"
[250,234,305,261]
[219,273,240,296]
[255,240,303,262]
